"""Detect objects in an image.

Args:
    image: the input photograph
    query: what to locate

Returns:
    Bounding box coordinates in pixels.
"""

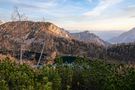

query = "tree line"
[107,43,135,63]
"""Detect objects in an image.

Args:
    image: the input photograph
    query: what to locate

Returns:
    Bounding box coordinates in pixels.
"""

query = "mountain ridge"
[110,27,135,44]
[71,31,110,46]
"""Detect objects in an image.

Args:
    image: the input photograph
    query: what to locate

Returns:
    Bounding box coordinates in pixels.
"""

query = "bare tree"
[11,6,28,64]
[11,6,28,21]
[42,17,45,22]
[37,40,46,66]
[37,17,46,66]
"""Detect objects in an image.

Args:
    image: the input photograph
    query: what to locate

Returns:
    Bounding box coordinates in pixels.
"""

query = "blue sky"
[0,0,135,31]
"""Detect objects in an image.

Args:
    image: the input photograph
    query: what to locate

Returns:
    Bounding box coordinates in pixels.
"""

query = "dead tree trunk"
[11,6,27,64]
[37,40,45,66]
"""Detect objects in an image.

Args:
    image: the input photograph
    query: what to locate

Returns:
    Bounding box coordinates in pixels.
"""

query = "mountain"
[91,31,124,41]
[110,28,135,44]
[71,31,110,46]
[0,21,104,63]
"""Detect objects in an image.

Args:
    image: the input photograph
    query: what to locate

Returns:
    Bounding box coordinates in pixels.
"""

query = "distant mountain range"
[110,28,135,44]
[71,31,109,46]
[92,31,124,41]
[70,28,135,44]
[69,30,124,41]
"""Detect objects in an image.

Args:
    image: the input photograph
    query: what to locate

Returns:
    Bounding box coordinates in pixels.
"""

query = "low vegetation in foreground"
[0,57,135,90]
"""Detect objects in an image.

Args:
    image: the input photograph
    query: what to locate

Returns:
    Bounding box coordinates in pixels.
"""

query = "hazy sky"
[0,0,135,31]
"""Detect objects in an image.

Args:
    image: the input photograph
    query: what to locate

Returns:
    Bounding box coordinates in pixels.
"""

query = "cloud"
[130,16,135,18]
[8,0,71,16]
[64,17,135,31]
[8,0,83,18]
[84,0,123,16]
[125,5,135,12]
[87,0,94,3]
[7,0,59,10]
[116,4,135,18]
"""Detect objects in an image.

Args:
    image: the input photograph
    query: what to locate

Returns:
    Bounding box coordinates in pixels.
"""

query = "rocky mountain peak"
[45,22,71,38]
[71,31,110,46]
[83,31,89,33]
[0,21,72,39]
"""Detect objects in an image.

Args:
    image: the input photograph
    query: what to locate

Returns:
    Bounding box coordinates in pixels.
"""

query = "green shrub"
[0,57,135,90]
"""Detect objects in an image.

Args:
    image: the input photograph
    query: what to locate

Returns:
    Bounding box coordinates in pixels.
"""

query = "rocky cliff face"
[46,23,71,38]
[0,21,104,63]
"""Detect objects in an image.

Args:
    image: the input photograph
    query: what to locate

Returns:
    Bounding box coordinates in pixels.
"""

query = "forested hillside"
[107,43,135,63]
